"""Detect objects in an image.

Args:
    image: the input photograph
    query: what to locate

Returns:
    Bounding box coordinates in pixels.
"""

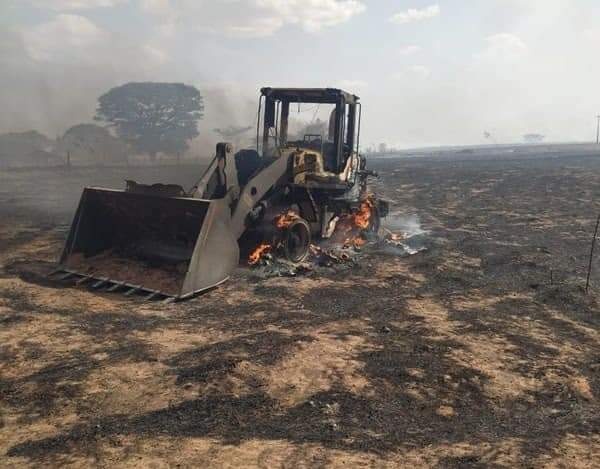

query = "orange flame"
[344,236,367,248]
[353,236,367,247]
[352,198,374,230]
[274,210,299,229]
[248,243,272,265]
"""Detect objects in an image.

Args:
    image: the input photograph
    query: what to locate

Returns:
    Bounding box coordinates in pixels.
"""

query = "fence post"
[585,213,600,293]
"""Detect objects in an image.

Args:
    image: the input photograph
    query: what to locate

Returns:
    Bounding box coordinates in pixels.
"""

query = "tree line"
[0,82,206,168]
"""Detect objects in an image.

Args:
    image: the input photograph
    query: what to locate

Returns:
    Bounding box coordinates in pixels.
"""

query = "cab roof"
[260,87,359,104]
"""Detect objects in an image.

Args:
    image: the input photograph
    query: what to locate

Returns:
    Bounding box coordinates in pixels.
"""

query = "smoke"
[187,85,258,157]
[384,212,424,236]
[0,26,160,138]
[380,212,429,256]
[0,28,259,159]
[0,62,259,159]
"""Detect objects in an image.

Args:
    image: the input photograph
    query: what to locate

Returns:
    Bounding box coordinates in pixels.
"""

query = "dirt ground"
[1,149,600,467]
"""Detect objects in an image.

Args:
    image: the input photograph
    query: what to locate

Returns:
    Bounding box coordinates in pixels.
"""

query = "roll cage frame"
[257,87,362,173]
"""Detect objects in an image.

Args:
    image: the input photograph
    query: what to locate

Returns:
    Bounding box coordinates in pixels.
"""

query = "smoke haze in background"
[2,0,600,150]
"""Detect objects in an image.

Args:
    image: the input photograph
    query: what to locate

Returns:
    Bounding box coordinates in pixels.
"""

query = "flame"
[352,198,374,230]
[248,202,375,266]
[274,210,300,229]
[353,236,367,247]
[248,243,272,265]
[344,236,367,248]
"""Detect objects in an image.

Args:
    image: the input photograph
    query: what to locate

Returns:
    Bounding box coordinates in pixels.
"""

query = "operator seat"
[322,142,337,172]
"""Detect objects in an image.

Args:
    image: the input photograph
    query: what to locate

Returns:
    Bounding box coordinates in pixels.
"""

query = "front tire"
[283,218,311,263]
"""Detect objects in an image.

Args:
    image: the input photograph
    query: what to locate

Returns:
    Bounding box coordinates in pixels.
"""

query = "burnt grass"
[1,152,600,466]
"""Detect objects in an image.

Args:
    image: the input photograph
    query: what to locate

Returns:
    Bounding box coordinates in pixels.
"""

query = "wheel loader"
[52,87,389,300]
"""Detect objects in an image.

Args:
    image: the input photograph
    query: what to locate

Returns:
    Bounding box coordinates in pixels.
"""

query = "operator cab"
[257,87,362,188]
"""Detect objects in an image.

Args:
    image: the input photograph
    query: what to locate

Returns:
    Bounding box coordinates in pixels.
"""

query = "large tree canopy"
[95,82,204,159]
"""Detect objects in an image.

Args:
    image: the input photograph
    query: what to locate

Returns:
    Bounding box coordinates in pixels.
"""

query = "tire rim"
[284,219,311,262]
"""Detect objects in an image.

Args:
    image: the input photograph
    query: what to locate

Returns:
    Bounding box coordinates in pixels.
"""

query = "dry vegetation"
[1,151,600,467]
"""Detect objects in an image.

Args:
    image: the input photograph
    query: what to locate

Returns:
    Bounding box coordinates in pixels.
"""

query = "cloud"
[28,0,126,9]
[140,0,365,38]
[213,16,285,38]
[257,0,366,33]
[2,16,172,137]
[398,45,421,56]
[22,14,107,62]
[390,4,440,25]
[476,33,528,62]
[20,13,168,68]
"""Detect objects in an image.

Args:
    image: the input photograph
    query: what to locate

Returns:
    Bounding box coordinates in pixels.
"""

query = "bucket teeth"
[124,286,141,296]
[107,282,125,292]
[50,267,178,301]
[92,278,109,289]
[76,276,93,285]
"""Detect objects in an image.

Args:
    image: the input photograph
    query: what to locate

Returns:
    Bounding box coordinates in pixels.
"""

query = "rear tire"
[283,218,311,263]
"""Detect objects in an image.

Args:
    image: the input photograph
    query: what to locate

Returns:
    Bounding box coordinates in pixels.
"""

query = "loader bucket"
[58,187,239,299]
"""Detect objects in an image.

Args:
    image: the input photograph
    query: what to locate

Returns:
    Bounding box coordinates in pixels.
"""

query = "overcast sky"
[2,0,600,149]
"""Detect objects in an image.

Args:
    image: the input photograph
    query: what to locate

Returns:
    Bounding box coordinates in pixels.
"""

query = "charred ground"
[1,148,600,467]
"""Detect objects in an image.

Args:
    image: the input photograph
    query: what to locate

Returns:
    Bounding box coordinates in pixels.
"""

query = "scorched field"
[1,147,600,467]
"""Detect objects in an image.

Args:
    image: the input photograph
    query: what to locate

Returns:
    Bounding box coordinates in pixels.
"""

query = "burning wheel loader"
[52,87,389,300]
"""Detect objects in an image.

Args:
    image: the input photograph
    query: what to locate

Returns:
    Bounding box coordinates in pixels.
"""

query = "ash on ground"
[247,243,362,279]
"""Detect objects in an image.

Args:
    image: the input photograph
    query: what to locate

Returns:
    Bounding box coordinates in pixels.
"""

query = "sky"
[2,0,600,150]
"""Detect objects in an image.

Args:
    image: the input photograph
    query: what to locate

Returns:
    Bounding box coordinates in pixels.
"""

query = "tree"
[95,82,204,160]
[0,130,60,168]
[56,124,128,165]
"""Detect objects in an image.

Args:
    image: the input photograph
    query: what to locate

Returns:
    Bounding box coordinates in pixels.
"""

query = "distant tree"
[57,124,128,165]
[95,82,204,160]
[0,130,61,168]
